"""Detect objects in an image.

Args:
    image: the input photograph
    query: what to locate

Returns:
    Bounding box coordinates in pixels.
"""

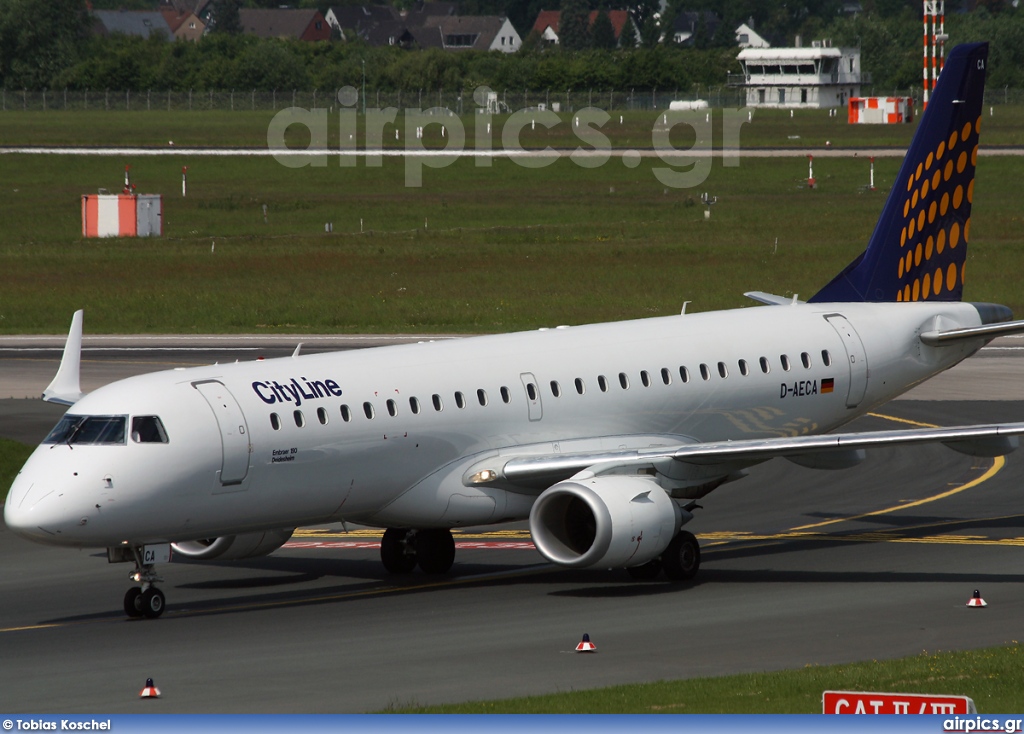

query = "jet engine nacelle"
[171,528,295,560]
[529,476,682,569]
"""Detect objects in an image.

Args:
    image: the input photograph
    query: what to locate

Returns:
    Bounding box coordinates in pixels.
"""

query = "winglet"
[42,310,85,406]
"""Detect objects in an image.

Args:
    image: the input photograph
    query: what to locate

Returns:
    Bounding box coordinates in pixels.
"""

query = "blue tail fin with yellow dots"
[809,42,988,304]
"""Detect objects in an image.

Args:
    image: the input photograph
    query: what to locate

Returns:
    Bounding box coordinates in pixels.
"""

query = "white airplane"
[6,42,1023,620]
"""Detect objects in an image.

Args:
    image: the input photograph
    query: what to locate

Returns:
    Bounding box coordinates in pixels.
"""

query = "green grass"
[1,106,1024,149]
[388,644,1024,712]
[1,152,1022,333]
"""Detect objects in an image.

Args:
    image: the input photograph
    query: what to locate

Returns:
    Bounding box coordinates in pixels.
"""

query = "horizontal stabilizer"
[42,310,85,406]
[920,319,1024,346]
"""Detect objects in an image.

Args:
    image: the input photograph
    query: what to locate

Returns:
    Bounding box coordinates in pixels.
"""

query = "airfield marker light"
[966,589,987,608]
[807,155,816,189]
[576,633,596,652]
[181,166,187,197]
[869,157,876,191]
[139,678,161,699]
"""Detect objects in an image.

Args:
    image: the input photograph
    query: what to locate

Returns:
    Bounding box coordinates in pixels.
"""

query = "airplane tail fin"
[808,42,988,304]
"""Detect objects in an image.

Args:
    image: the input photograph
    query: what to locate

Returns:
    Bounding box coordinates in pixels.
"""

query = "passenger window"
[317,407,328,425]
[477,389,488,406]
[738,359,749,376]
[598,375,609,392]
[575,378,585,395]
[781,354,792,371]
[718,362,728,378]
[294,410,305,427]
[679,366,690,383]
[363,402,374,420]
[821,349,832,367]
[661,368,671,385]
[131,415,168,443]
[270,413,281,431]
[432,394,443,411]
[801,352,811,369]
[340,404,352,422]
[699,364,710,381]
[410,397,421,415]
[640,370,651,387]
[386,399,397,417]
[759,357,770,374]
[526,383,538,401]
[455,391,466,409]
[550,381,561,398]
[618,372,629,389]
[500,386,511,404]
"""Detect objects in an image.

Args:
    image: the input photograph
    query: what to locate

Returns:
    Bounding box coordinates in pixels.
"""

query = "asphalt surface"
[3,340,1024,712]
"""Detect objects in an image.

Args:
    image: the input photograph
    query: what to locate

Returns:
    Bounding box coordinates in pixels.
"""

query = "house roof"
[328,4,399,32]
[424,15,510,50]
[672,10,721,40]
[239,9,329,40]
[93,10,174,39]
[532,10,630,40]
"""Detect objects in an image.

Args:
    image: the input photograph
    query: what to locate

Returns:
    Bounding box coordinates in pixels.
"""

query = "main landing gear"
[380,528,456,575]
[123,545,166,619]
[626,530,701,582]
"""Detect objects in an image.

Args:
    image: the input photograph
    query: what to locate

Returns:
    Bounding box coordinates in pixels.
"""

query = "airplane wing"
[469,422,1024,491]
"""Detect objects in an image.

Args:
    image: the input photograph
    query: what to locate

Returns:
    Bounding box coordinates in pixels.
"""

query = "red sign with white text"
[823,691,976,714]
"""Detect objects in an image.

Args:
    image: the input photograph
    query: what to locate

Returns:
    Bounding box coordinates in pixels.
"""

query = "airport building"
[729,40,867,109]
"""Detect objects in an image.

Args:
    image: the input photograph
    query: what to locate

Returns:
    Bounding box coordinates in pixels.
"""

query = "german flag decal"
[821,378,835,394]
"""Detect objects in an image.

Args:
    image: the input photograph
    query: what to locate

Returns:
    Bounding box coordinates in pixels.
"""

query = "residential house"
[420,15,522,52]
[734,22,769,49]
[239,9,332,42]
[671,11,720,45]
[161,8,205,41]
[531,9,637,47]
[325,5,400,42]
[92,10,174,40]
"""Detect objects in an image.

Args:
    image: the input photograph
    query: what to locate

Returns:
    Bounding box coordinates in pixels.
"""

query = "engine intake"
[529,476,681,568]
[172,528,294,560]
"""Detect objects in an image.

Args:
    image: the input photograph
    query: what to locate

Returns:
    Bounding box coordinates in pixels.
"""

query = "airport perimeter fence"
[4,86,1024,114]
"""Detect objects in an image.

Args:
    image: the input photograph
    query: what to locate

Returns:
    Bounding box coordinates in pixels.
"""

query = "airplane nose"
[4,473,73,543]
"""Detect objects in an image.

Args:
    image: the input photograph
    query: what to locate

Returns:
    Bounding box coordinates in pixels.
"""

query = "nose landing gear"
[123,545,166,619]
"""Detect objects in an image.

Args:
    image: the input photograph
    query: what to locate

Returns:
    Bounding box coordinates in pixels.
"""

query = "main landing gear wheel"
[380,528,417,574]
[415,529,455,574]
[662,530,700,582]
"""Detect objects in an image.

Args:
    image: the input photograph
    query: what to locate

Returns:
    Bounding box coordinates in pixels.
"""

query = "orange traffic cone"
[966,590,987,608]
[575,633,596,652]
[140,678,161,698]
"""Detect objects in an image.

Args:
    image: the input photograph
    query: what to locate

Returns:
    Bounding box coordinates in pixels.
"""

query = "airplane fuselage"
[5,299,984,549]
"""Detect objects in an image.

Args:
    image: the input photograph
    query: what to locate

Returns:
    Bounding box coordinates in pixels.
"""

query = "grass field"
[2,106,1024,150]
[388,644,1024,712]
[1,151,1022,333]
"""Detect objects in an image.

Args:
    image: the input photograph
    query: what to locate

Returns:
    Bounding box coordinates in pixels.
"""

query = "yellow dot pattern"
[892,107,979,301]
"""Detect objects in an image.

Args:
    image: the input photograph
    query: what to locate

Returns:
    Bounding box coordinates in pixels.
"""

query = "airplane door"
[825,315,869,408]
[520,372,543,421]
[193,380,251,485]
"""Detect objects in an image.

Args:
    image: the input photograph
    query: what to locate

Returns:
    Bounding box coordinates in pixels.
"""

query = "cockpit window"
[132,416,169,443]
[43,415,127,446]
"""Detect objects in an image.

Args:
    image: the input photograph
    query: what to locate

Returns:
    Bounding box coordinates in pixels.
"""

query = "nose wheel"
[124,546,166,619]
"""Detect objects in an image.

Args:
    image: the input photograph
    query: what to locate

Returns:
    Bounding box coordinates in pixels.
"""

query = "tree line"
[1,0,1022,95]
